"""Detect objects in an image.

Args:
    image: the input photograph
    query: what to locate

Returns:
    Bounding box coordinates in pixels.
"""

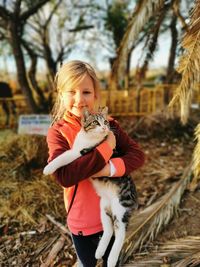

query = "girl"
[46,60,145,267]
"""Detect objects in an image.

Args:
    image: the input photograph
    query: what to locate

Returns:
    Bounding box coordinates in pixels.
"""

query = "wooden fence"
[100,84,200,116]
[0,84,200,128]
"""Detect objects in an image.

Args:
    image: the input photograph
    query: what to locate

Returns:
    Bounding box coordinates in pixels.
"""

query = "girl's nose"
[75,92,84,104]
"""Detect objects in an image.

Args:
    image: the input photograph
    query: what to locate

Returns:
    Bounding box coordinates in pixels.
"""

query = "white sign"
[18,114,51,136]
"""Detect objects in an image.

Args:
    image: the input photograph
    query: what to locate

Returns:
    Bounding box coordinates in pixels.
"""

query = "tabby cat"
[43,107,138,267]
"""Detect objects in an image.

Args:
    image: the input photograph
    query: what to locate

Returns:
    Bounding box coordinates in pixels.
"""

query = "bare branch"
[20,0,50,21]
[40,235,66,267]
[13,0,22,17]
[0,30,5,40]
[0,5,10,20]
[45,0,62,28]
[68,25,94,32]
[27,21,41,34]
[73,3,105,11]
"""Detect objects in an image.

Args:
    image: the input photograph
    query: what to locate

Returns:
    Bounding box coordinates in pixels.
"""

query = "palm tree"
[169,0,200,190]
[110,0,166,89]
[110,0,192,89]
[107,0,200,265]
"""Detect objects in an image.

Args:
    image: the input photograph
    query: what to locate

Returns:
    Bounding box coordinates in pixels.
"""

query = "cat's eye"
[104,120,109,125]
[92,120,100,126]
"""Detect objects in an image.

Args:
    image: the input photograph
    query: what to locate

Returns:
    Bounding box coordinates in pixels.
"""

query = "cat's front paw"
[95,246,105,260]
[43,164,54,175]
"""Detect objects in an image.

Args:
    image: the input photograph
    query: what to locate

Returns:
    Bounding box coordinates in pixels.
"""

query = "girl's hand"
[106,131,116,150]
[92,163,110,178]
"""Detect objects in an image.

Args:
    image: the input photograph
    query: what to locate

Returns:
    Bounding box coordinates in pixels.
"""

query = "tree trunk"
[109,56,117,90]
[9,21,39,113]
[124,50,131,89]
[22,40,48,112]
[137,5,168,84]
[28,54,49,112]
[166,15,178,83]
[165,15,178,104]
[43,38,57,82]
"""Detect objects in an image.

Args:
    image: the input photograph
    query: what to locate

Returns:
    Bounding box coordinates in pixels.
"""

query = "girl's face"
[62,74,96,117]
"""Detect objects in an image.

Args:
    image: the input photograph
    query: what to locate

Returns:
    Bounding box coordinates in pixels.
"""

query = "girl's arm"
[46,124,114,187]
[92,162,110,177]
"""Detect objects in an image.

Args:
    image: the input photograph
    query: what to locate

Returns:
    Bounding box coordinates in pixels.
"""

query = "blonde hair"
[51,60,100,124]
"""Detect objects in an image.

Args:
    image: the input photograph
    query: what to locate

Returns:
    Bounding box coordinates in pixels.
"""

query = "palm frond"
[172,0,189,32]
[111,0,165,87]
[192,123,200,178]
[119,163,193,265]
[190,123,200,190]
[136,6,167,82]
[174,251,200,267]
[123,236,200,267]
[169,0,200,124]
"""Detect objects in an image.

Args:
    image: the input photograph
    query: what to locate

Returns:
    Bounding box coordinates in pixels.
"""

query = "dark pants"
[72,231,118,267]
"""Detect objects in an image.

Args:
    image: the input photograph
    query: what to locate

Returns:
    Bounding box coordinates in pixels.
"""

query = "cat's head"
[81,107,109,136]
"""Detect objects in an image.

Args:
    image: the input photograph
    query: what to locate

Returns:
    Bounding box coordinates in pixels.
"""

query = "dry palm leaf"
[174,251,200,267]
[190,123,200,190]
[169,0,200,124]
[118,162,193,265]
[136,4,168,83]
[192,123,200,178]
[172,0,189,32]
[123,236,200,267]
[111,0,165,87]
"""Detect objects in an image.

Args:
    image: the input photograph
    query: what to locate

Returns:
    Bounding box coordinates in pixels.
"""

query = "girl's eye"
[84,91,91,94]
[65,90,75,94]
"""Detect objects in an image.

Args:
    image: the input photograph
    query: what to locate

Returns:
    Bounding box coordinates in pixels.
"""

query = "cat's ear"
[82,107,90,121]
[99,106,108,118]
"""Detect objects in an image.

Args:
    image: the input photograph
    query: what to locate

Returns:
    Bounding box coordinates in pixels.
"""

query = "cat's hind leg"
[95,198,113,260]
[107,199,127,267]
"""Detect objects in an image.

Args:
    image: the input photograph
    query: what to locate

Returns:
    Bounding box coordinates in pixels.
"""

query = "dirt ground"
[0,112,200,267]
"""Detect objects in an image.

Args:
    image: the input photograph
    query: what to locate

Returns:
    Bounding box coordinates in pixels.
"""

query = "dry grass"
[0,175,64,224]
[0,133,64,224]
